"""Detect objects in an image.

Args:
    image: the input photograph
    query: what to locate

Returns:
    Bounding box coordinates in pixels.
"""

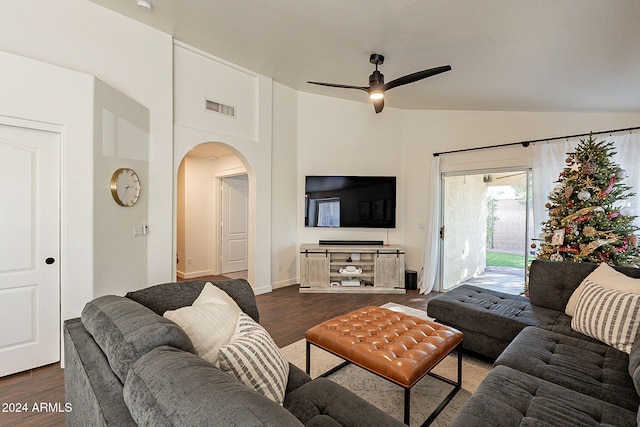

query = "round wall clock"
[110,168,141,207]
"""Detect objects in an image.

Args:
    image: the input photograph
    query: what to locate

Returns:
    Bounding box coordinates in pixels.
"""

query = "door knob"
[45,257,55,265]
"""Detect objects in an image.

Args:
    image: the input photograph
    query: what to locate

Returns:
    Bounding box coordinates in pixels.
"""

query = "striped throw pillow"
[571,281,640,354]
[218,313,289,404]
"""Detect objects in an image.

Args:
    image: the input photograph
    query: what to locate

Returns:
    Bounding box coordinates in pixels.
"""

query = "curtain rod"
[432,126,640,157]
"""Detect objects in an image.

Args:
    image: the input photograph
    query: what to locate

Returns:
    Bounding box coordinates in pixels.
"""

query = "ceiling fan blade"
[384,65,451,91]
[372,97,384,114]
[307,81,369,92]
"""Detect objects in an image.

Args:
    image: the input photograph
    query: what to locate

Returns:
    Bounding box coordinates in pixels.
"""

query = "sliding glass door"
[440,169,532,294]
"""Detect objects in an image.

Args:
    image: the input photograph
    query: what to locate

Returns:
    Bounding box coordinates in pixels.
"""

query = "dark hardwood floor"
[0,284,436,426]
[257,285,435,348]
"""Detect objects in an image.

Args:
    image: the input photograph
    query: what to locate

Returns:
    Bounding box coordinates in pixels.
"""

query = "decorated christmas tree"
[535,134,639,266]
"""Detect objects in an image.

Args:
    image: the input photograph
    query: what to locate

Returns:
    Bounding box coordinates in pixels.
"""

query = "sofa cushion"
[566,262,640,317]
[572,282,640,353]
[126,278,260,322]
[163,283,241,363]
[495,326,638,412]
[528,259,599,312]
[450,365,637,427]
[218,313,289,405]
[427,286,537,340]
[63,319,137,426]
[81,295,195,383]
[124,346,302,426]
[284,377,405,427]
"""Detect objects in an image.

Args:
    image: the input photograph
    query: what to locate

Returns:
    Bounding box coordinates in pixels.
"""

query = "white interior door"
[221,175,248,273]
[0,122,60,377]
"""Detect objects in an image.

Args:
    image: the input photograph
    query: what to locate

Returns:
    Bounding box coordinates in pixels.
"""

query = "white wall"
[93,79,150,297]
[271,82,299,288]
[177,156,215,278]
[296,92,406,249]
[173,43,273,294]
[0,0,174,316]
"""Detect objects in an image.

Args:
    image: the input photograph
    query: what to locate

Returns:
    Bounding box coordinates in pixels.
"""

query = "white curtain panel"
[418,155,441,294]
[532,132,640,244]
[610,133,640,226]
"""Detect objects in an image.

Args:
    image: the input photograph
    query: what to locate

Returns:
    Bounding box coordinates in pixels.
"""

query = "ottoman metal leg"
[421,344,463,427]
[404,388,411,424]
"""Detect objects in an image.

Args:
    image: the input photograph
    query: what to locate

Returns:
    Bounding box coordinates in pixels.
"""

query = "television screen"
[305,176,396,228]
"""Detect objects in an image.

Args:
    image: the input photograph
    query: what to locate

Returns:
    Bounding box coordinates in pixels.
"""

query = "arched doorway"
[176,142,251,282]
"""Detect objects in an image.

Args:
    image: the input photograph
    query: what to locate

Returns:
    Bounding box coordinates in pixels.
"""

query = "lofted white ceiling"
[90,0,640,113]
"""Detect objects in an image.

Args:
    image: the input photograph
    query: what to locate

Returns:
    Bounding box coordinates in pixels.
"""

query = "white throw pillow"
[571,281,640,353]
[163,283,240,363]
[565,263,640,317]
[193,282,241,309]
[218,313,289,405]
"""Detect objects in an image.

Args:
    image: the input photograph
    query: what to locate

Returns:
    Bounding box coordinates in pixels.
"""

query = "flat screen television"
[305,176,396,228]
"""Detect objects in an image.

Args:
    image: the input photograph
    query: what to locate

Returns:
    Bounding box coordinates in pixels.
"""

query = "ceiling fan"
[307,54,451,114]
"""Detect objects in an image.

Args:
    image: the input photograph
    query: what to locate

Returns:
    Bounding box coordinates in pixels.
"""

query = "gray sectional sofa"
[427,259,640,426]
[64,279,404,426]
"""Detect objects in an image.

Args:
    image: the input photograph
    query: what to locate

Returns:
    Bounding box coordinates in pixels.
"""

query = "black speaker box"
[405,270,417,290]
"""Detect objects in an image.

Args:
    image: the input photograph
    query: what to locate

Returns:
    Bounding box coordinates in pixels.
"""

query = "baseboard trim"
[252,283,273,295]
[177,269,215,280]
[271,278,297,290]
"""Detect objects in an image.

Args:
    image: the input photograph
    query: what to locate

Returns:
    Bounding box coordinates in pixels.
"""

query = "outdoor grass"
[486,251,529,268]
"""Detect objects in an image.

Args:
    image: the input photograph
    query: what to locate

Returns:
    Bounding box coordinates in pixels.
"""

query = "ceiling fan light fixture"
[307,53,451,114]
[369,90,384,100]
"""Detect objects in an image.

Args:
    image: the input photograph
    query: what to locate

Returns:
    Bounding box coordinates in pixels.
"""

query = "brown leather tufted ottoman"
[305,306,463,426]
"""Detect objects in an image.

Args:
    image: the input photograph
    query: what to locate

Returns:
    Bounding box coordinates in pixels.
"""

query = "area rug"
[380,302,434,320]
[280,304,491,427]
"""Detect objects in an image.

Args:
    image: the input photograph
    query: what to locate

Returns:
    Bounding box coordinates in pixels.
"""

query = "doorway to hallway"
[176,143,251,280]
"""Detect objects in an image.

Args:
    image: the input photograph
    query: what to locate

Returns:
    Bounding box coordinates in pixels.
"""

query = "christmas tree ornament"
[581,161,596,175]
[577,190,591,201]
[531,243,536,249]
[551,229,565,245]
[615,169,628,179]
[550,253,563,262]
[564,186,574,198]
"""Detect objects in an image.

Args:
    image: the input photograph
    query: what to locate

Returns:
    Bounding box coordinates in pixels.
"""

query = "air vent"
[205,99,236,118]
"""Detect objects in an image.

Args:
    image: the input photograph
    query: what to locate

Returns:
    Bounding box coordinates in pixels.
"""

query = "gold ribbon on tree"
[562,206,605,225]
[579,239,619,257]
